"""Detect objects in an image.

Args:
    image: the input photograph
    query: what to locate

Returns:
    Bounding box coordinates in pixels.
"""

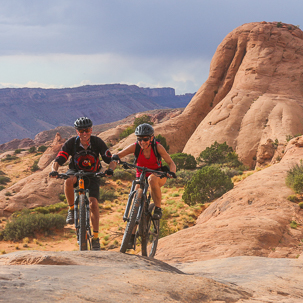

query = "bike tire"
[79,194,88,251]
[120,188,143,253]
[141,203,159,258]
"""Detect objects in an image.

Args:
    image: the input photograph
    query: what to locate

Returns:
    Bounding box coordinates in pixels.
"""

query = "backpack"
[72,136,101,172]
[134,137,162,165]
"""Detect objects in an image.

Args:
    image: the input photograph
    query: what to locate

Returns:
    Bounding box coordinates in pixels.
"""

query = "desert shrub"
[99,188,117,203]
[28,146,36,153]
[182,166,234,206]
[197,141,244,169]
[298,202,303,209]
[287,195,298,202]
[159,208,173,238]
[286,161,303,193]
[165,169,196,188]
[31,160,39,172]
[59,194,66,202]
[286,134,302,142]
[170,153,196,170]
[14,149,23,154]
[33,202,67,214]
[112,168,135,181]
[38,145,48,152]
[0,175,10,185]
[3,213,66,241]
[1,154,18,162]
[0,185,5,191]
[119,126,135,140]
[133,115,153,128]
[155,134,169,152]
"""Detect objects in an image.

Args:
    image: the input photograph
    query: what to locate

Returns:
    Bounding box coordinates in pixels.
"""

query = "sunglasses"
[78,128,91,133]
[137,137,150,142]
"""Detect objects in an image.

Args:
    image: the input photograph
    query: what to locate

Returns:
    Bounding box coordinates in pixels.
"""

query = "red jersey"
[135,142,161,178]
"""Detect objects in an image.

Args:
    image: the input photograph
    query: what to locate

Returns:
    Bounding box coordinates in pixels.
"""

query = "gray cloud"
[0,0,302,93]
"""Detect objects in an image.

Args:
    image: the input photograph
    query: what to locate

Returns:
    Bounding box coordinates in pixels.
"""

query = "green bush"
[38,145,48,152]
[99,188,117,203]
[286,161,303,193]
[170,153,196,170]
[28,146,36,153]
[133,115,153,128]
[0,185,5,191]
[119,126,135,140]
[1,154,18,162]
[155,134,169,152]
[3,213,66,241]
[197,141,244,169]
[112,168,135,181]
[182,166,234,206]
[31,160,39,172]
[0,175,10,185]
[14,149,23,154]
[165,169,196,188]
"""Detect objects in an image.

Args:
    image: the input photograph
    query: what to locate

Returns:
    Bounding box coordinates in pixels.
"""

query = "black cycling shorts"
[66,169,100,200]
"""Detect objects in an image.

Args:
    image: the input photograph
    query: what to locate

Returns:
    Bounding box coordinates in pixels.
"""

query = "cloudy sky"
[0,0,301,94]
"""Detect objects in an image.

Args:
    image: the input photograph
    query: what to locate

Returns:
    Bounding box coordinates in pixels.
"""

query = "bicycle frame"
[119,161,167,255]
[57,170,105,250]
[123,165,163,224]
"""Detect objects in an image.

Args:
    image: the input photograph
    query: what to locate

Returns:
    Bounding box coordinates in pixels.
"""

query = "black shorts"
[66,169,100,200]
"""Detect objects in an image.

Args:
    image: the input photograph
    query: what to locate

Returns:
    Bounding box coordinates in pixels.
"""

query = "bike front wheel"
[78,194,88,251]
[120,188,143,253]
[141,203,159,258]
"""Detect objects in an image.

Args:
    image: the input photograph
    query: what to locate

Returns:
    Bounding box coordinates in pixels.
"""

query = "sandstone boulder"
[37,132,66,170]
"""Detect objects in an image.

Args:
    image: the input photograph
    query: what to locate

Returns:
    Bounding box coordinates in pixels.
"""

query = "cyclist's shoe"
[66,209,74,224]
[127,234,136,249]
[92,238,101,251]
[153,207,162,220]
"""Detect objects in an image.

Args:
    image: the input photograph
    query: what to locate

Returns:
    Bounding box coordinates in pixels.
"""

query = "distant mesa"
[0,84,194,145]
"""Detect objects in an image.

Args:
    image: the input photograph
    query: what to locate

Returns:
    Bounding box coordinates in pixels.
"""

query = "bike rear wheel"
[141,202,159,258]
[120,188,143,253]
[78,194,88,251]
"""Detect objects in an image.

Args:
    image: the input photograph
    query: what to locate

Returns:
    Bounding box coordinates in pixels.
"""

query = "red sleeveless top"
[135,142,161,177]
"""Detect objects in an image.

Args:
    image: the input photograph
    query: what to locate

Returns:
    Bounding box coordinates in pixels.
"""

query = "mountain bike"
[57,171,105,251]
[118,161,174,257]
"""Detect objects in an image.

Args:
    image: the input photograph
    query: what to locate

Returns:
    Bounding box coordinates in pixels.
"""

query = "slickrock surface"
[0,251,252,303]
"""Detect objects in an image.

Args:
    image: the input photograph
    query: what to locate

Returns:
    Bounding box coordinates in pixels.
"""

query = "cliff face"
[0,84,193,144]
[146,22,303,168]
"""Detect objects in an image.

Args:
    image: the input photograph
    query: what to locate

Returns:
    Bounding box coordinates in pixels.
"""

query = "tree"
[170,153,196,170]
[182,166,233,206]
[133,115,153,128]
[197,141,233,165]
[155,134,169,152]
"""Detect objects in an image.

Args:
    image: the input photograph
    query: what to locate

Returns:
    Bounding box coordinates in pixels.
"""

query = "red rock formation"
[37,133,66,170]
[182,22,303,167]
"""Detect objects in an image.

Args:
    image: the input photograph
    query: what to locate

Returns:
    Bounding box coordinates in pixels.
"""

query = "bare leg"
[89,197,99,233]
[64,176,77,206]
[148,174,167,208]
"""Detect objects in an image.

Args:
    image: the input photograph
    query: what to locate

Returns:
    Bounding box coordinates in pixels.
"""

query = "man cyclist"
[49,117,115,250]
[112,123,176,221]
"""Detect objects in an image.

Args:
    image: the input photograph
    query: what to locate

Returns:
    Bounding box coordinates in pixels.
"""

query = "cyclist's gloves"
[104,168,114,176]
[111,154,120,163]
[49,171,59,178]
[168,172,177,179]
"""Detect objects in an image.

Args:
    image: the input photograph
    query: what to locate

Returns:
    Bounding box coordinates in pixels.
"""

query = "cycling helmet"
[135,123,154,136]
[74,117,93,129]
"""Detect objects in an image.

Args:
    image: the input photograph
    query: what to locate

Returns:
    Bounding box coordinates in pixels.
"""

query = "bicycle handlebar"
[118,161,176,179]
[56,171,106,180]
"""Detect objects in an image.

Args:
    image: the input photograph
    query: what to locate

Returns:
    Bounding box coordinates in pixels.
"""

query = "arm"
[111,143,136,170]
[157,144,176,174]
